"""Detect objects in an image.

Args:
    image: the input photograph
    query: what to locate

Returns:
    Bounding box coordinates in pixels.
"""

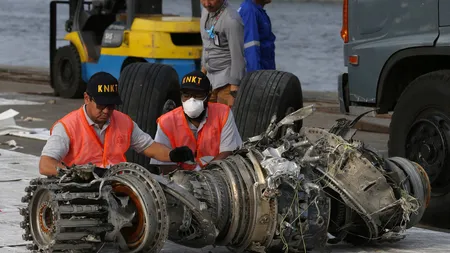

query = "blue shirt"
[238,0,276,72]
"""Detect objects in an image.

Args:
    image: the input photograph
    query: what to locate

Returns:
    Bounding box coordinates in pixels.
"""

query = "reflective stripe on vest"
[51,106,133,168]
[157,103,230,170]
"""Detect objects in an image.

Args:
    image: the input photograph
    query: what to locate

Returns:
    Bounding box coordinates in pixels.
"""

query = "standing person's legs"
[209,89,219,103]
[217,84,234,106]
[209,84,234,106]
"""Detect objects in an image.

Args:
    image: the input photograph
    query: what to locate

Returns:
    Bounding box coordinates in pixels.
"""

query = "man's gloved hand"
[169,146,195,163]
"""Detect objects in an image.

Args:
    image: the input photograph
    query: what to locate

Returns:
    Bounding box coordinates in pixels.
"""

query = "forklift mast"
[50,0,93,89]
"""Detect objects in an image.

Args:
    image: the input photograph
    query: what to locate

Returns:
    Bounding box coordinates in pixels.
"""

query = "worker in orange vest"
[150,70,243,173]
[39,72,195,176]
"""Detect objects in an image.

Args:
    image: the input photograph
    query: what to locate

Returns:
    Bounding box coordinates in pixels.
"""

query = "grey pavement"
[0,80,449,252]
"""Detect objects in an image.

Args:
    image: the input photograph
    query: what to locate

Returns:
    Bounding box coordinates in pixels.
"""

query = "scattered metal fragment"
[21,116,44,122]
[2,139,23,150]
[20,105,431,252]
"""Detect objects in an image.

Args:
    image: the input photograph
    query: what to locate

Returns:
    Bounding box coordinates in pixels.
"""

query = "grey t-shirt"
[41,105,154,161]
[150,109,243,165]
[201,3,246,89]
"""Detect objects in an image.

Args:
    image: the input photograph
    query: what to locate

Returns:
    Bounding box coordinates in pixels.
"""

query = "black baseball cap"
[180,70,212,93]
[86,72,122,105]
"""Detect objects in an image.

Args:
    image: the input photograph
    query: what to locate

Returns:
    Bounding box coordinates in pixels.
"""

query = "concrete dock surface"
[0,77,448,252]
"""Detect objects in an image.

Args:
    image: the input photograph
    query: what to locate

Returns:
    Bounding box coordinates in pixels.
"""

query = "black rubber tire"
[232,70,303,141]
[51,44,86,98]
[117,62,181,170]
[388,70,450,228]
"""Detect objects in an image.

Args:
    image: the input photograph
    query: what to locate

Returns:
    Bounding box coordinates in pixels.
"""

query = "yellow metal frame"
[64,15,203,63]
[64,32,89,63]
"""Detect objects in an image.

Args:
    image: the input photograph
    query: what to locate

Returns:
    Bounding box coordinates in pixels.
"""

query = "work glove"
[169,146,195,163]
[93,167,107,178]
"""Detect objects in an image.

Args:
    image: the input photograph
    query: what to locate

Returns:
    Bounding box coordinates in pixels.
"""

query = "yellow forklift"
[49,0,202,98]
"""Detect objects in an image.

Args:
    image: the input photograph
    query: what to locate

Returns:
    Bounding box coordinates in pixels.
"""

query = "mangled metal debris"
[19,105,431,252]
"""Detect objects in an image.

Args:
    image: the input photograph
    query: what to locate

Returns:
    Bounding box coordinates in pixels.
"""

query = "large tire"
[52,44,86,98]
[117,62,181,170]
[232,70,303,141]
[388,70,450,228]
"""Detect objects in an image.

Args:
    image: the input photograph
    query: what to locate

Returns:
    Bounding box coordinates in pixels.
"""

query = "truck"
[337,0,450,228]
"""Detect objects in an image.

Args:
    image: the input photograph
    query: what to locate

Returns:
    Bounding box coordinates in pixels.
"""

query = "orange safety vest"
[50,106,134,168]
[157,103,230,170]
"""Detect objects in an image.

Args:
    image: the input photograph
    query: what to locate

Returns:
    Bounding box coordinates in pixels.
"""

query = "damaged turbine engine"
[20,105,431,252]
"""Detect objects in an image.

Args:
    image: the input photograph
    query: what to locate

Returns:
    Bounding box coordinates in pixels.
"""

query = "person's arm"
[212,110,243,161]
[149,124,180,174]
[39,157,67,176]
[142,142,172,161]
[239,6,261,72]
[201,45,208,74]
[201,8,208,74]
[149,124,177,165]
[201,48,207,74]
[129,122,172,161]
[130,122,194,163]
[39,123,70,176]
[224,13,246,89]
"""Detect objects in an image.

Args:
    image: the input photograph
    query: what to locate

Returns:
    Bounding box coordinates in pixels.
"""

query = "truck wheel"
[232,70,303,141]
[117,62,181,170]
[52,44,86,98]
[388,70,450,227]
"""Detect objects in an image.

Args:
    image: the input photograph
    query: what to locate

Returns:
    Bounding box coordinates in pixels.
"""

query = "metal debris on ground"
[20,116,44,122]
[0,109,50,141]
[19,105,431,253]
[2,139,23,150]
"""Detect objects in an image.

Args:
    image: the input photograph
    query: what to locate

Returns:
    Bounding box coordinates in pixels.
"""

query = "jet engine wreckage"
[20,105,431,253]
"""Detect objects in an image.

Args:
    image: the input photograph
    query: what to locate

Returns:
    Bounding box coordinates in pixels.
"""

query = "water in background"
[0,0,345,91]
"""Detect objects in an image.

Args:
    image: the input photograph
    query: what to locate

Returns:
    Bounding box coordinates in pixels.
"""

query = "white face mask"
[182,97,205,118]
